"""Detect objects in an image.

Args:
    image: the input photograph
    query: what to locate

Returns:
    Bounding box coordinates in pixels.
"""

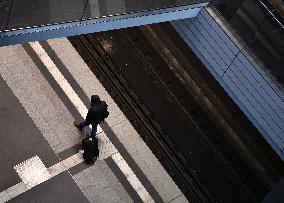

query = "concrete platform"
[0,38,187,202]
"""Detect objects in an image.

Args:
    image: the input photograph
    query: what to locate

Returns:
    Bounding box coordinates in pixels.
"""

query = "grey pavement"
[9,172,89,203]
[0,38,188,202]
[48,38,187,202]
[0,76,59,191]
[73,159,135,203]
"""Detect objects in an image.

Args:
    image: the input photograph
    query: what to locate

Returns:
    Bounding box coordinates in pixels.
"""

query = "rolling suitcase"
[82,137,99,164]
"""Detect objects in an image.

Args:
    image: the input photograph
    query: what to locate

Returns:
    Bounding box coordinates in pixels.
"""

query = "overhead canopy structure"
[0,0,208,46]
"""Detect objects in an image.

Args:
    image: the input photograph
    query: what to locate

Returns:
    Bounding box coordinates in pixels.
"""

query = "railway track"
[69,25,283,202]
[69,33,213,203]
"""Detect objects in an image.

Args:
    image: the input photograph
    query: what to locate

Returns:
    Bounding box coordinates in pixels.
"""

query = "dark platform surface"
[9,172,89,203]
[0,76,59,191]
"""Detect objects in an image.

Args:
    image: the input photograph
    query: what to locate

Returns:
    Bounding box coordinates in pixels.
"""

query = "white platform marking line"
[0,132,116,201]
[0,153,84,203]
[29,41,155,203]
[14,156,52,189]
[0,182,28,202]
[112,153,154,203]
[29,41,103,134]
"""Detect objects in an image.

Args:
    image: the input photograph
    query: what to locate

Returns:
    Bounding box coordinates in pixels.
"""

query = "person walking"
[74,95,109,137]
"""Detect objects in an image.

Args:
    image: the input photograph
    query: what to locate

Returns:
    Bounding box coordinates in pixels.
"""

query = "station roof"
[0,0,208,31]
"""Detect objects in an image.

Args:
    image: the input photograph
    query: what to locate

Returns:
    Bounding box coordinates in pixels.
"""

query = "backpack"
[101,102,109,122]
[82,137,99,164]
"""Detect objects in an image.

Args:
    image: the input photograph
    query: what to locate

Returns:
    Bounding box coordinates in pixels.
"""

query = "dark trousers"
[80,121,97,137]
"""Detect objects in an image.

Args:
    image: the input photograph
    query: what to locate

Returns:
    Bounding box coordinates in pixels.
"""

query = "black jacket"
[85,95,108,125]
